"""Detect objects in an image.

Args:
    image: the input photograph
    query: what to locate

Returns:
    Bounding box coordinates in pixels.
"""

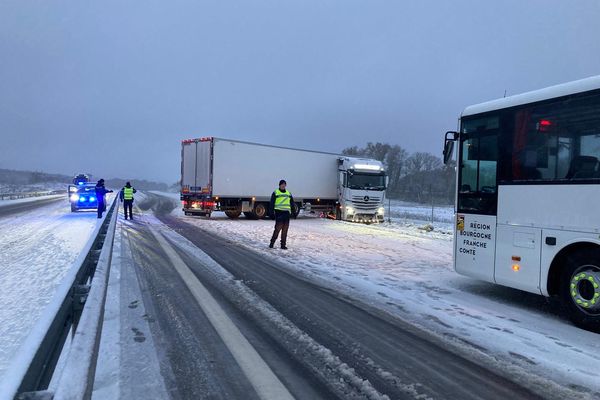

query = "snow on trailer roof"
[462,75,600,117]
[183,136,345,157]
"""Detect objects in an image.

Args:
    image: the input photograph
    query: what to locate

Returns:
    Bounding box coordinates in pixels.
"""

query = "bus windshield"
[457,117,499,214]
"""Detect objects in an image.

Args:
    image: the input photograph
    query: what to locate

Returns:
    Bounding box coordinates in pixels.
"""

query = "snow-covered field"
[388,199,454,225]
[160,194,600,398]
[0,197,100,381]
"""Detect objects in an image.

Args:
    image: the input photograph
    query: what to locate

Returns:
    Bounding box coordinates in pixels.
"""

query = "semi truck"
[180,137,388,222]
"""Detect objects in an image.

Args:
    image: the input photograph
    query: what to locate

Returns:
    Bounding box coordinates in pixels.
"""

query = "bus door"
[455,118,499,283]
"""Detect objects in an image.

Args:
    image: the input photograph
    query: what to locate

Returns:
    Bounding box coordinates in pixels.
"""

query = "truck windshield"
[347,173,386,190]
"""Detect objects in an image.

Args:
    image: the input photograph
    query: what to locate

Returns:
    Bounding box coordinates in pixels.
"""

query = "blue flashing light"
[78,182,84,185]
[90,196,96,202]
[79,197,86,202]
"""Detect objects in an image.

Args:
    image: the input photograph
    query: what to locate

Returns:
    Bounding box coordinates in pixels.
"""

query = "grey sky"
[1,1,599,183]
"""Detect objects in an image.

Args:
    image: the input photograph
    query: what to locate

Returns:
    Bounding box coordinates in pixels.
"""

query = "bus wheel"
[225,210,242,219]
[253,203,268,219]
[560,248,600,333]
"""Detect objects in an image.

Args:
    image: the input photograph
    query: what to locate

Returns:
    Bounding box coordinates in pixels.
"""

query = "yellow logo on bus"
[457,215,465,232]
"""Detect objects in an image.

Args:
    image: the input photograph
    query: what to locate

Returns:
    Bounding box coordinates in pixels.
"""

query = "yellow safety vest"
[123,187,134,200]
[274,189,291,211]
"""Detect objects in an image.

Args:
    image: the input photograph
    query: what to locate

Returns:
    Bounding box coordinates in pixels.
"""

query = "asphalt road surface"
[0,195,64,218]
[115,194,547,400]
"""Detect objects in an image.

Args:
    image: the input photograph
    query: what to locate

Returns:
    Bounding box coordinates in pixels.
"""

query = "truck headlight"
[70,194,80,202]
[346,206,354,214]
[377,207,385,215]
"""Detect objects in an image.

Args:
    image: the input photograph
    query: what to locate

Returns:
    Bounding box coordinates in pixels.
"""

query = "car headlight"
[70,194,79,202]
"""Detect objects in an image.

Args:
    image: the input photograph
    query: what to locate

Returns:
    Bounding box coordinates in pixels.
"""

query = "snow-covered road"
[149,192,600,398]
[0,197,100,380]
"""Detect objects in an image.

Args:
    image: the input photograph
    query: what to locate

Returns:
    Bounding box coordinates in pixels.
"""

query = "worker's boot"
[269,241,274,249]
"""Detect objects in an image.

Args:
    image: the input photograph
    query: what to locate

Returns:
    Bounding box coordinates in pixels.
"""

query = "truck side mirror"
[443,131,458,165]
[385,175,389,187]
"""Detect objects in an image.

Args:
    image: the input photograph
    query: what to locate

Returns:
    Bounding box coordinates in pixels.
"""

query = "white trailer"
[180,137,387,222]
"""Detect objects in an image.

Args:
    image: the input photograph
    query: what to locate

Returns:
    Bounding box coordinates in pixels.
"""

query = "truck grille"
[351,195,381,211]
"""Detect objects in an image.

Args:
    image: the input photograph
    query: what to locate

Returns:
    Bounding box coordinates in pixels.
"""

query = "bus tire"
[560,248,600,333]
[253,203,268,219]
[225,210,242,219]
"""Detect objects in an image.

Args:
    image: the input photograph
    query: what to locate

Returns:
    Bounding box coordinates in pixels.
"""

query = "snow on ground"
[161,197,600,398]
[0,197,100,381]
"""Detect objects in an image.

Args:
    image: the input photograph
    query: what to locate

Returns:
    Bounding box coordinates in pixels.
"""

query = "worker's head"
[279,179,286,190]
[125,181,131,187]
[97,179,105,186]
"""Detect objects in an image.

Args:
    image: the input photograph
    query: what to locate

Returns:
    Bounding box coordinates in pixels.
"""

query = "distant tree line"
[0,169,172,192]
[342,143,456,204]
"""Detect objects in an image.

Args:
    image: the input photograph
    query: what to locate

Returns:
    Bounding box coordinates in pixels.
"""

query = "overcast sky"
[1,1,599,183]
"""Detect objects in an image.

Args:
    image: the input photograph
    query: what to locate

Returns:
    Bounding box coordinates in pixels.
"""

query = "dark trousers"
[97,201,105,218]
[270,211,290,247]
[123,199,133,219]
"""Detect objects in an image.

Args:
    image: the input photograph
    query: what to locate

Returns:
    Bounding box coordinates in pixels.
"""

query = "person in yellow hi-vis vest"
[119,181,137,220]
[269,179,296,250]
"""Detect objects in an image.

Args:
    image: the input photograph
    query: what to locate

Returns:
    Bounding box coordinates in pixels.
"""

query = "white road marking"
[148,225,295,400]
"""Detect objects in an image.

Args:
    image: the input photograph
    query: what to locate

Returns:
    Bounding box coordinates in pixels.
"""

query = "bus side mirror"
[443,131,458,165]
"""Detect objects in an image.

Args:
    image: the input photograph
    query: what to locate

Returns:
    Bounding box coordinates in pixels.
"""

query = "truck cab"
[337,158,387,222]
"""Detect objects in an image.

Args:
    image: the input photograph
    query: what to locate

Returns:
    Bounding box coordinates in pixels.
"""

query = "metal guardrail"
[1,198,119,400]
[0,190,64,200]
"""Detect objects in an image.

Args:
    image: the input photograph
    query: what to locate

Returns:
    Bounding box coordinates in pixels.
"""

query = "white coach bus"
[443,76,600,332]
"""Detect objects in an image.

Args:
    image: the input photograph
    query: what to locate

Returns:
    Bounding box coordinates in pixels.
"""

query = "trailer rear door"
[181,139,212,194]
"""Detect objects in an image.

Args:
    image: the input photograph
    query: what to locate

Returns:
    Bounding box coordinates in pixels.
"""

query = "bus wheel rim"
[570,265,600,315]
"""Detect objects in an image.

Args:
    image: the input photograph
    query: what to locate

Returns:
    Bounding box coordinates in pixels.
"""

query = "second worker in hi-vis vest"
[119,181,137,220]
[269,179,296,250]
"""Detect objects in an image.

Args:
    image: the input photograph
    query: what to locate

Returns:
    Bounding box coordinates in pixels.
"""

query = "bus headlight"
[70,194,80,202]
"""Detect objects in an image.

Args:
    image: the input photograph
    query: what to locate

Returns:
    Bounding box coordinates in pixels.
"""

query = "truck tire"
[253,203,268,219]
[225,210,242,219]
[560,248,600,333]
[244,211,258,219]
[293,203,301,218]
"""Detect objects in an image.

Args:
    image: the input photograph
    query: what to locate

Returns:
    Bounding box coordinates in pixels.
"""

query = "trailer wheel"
[253,203,268,219]
[225,210,242,219]
[560,248,600,333]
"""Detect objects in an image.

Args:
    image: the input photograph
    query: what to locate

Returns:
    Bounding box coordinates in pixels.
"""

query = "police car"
[68,174,98,212]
